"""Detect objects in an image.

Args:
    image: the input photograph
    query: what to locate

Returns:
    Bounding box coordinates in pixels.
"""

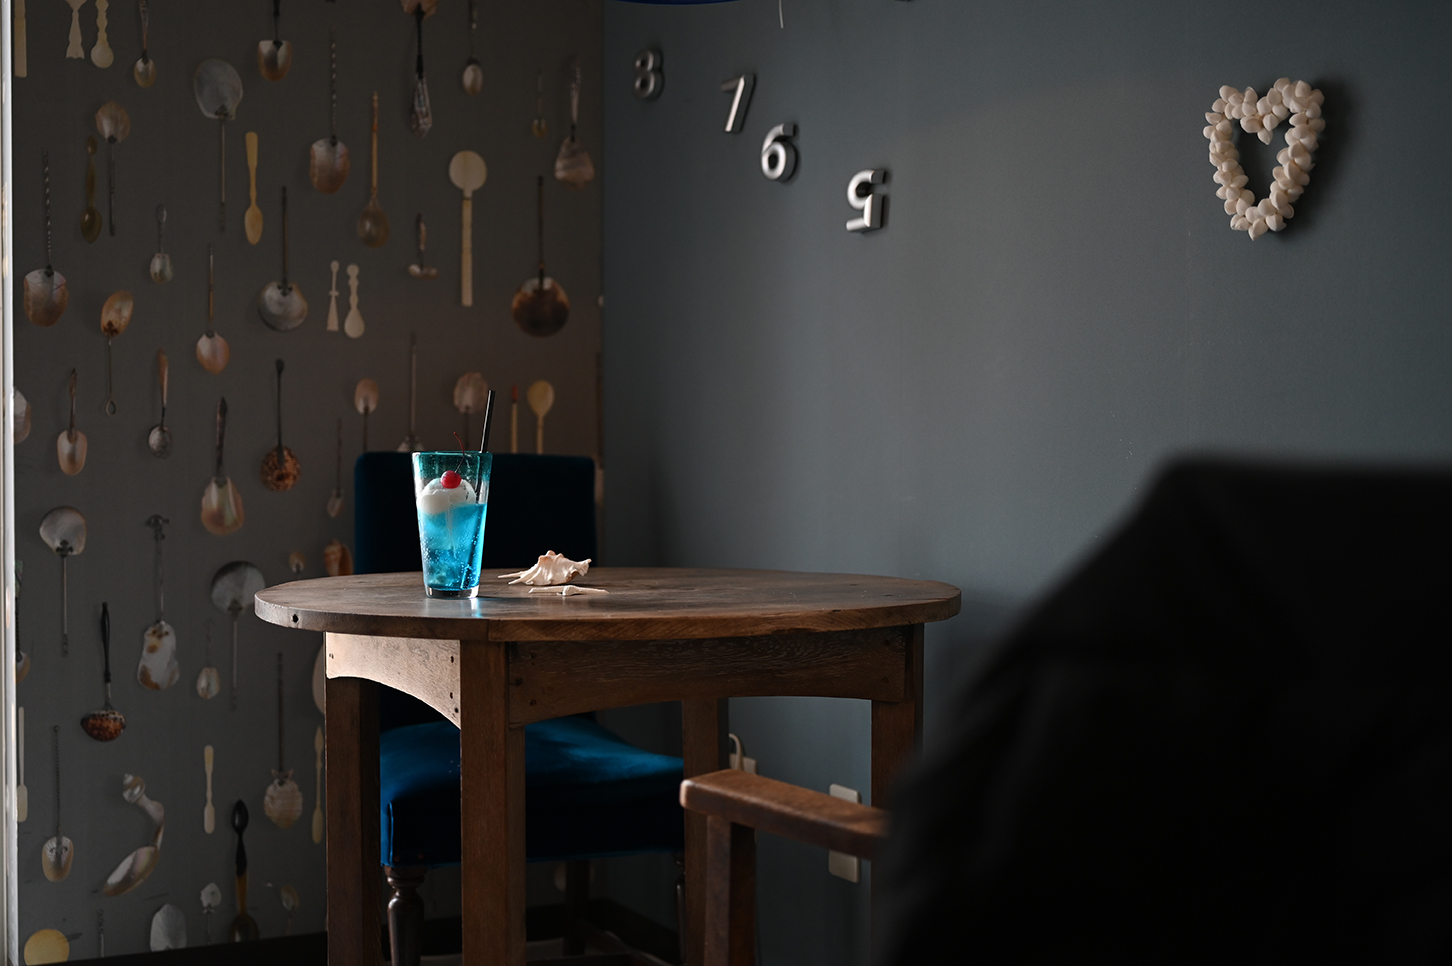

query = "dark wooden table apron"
[254,568,961,966]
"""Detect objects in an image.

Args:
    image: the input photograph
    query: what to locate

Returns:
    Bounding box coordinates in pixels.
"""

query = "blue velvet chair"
[354,453,685,965]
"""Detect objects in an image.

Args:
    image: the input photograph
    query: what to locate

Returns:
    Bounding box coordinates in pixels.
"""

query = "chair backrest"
[354,452,597,574]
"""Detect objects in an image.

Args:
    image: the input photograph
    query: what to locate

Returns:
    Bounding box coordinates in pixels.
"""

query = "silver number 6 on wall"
[761,124,797,181]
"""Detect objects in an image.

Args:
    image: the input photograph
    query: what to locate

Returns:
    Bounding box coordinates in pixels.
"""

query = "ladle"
[211,561,265,711]
[244,132,263,245]
[95,101,131,236]
[81,602,126,742]
[403,0,437,136]
[14,388,32,444]
[102,773,165,895]
[398,334,421,451]
[204,745,216,832]
[259,187,308,330]
[461,0,482,95]
[39,505,87,655]
[41,725,74,882]
[56,370,88,475]
[81,137,102,243]
[149,205,172,282]
[532,69,547,139]
[354,378,379,451]
[407,214,438,279]
[311,727,324,843]
[263,653,303,828]
[17,708,27,824]
[448,151,486,306]
[24,152,70,327]
[554,59,594,189]
[512,176,570,337]
[343,264,364,338]
[230,801,261,941]
[453,372,487,444]
[357,92,389,246]
[148,349,171,456]
[528,380,555,454]
[327,417,344,517]
[132,0,155,86]
[150,905,185,951]
[100,290,134,416]
[309,30,350,194]
[202,399,244,536]
[193,59,244,233]
[326,261,341,331]
[197,246,231,374]
[137,514,179,690]
[201,883,222,943]
[197,619,221,699]
[261,359,300,490]
[91,0,112,67]
[257,0,292,81]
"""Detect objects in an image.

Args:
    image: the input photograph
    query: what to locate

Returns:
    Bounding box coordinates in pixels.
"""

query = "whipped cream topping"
[416,476,478,516]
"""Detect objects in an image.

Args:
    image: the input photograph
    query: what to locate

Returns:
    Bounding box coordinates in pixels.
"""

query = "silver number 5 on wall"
[846,169,885,232]
[761,124,797,181]
[633,48,662,100]
[721,74,755,133]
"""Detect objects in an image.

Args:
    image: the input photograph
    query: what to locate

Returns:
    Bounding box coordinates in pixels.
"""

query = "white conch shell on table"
[499,551,606,594]
[1204,78,1323,240]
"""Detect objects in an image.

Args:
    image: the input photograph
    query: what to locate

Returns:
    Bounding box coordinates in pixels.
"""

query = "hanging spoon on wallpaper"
[230,801,261,941]
[150,205,173,282]
[528,380,554,455]
[461,0,481,95]
[102,773,165,895]
[259,188,307,330]
[204,744,216,833]
[133,0,155,86]
[326,261,340,331]
[403,0,436,136]
[258,0,292,81]
[327,417,344,517]
[41,726,73,881]
[197,246,232,374]
[211,562,265,710]
[148,350,172,456]
[354,379,378,451]
[137,514,179,690]
[244,132,263,245]
[309,31,350,193]
[194,59,244,233]
[25,153,69,327]
[100,290,133,416]
[95,101,130,236]
[39,506,86,656]
[81,137,102,242]
[90,0,112,67]
[63,0,85,60]
[197,619,221,699]
[398,334,421,451]
[260,359,301,491]
[80,602,127,742]
[55,370,88,474]
[263,653,303,828]
[343,264,364,338]
[202,400,245,536]
[357,92,389,246]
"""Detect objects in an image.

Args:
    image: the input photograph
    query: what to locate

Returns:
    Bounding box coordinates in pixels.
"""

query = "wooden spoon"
[357,92,389,246]
[90,0,112,67]
[448,151,486,306]
[528,380,554,455]
[63,0,85,58]
[244,132,262,245]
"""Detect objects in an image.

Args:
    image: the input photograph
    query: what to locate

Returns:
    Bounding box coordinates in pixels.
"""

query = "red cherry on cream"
[441,471,462,490]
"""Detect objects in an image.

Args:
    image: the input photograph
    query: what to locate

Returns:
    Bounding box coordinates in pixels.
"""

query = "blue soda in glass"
[411,452,492,598]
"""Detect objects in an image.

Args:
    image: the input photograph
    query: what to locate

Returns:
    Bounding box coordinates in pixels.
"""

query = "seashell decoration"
[264,774,303,829]
[498,551,608,595]
[1204,79,1324,240]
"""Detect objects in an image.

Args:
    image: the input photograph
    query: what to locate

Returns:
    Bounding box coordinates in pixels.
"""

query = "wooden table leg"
[325,671,382,966]
[682,698,729,966]
[460,638,526,966]
[869,624,924,811]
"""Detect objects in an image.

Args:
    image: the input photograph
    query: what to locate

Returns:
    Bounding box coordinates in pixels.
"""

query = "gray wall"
[14,0,601,955]
[600,1,1452,963]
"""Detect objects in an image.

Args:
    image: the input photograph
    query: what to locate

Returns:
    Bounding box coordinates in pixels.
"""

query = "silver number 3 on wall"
[761,124,797,181]
[846,169,885,232]
[633,48,662,100]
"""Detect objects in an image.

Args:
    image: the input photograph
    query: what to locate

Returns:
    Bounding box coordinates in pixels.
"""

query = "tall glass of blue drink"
[411,451,492,598]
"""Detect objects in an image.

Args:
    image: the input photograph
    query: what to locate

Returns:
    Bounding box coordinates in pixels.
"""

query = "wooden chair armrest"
[680,769,889,860]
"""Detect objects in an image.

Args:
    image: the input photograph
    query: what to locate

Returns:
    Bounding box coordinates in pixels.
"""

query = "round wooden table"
[255,568,960,966]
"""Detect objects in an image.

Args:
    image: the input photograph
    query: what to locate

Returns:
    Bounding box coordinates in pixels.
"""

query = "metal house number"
[721,73,755,133]
[633,48,662,100]
[760,124,797,181]
[846,170,885,232]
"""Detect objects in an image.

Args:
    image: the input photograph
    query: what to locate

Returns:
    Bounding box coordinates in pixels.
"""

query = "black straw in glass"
[478,389,496,453]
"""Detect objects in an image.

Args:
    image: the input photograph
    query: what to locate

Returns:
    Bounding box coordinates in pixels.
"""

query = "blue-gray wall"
[600,2,1452,963]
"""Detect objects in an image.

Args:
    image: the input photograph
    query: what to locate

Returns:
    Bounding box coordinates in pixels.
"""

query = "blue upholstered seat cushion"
[380,716,685,868]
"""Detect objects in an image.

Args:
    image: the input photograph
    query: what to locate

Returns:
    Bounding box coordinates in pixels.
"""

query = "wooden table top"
[254,568,961,642]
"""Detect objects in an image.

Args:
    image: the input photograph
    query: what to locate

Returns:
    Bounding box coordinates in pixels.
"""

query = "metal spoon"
[258,0,292,81]
[80,602,127,742]
[230,801,261,941]
[95,101,131,236]
[148,349,171,456]
[150,205,172,282]
[554,59,594,189]
[201,883,222,943]
[41,726,73,882]
[211,562,264,710]
[81,137,102,242]
[528,380,555,454]
[357,92,389,246]
[244,132,263,245]
[397,334,421,451]
[24,152,69,327]
[132,0,154,86]
[259,187,307,330]
[403,0,436,136]
[263,653,303,829]
[40,507,86,657]
[137,515,179,690]
[260,359,300,490]
[354,379,378,452]
[101,291,133,416]
[194,59,244,232]
[327,417,344,518]
[197,246,231,375]
[309,30,349,194]
[202,399,244,536]
[461,0,481,95]
[197,620,221,700]
[453,372,487,445]
[407,214,438,279]
[512,176,570,337]
[56,370,88,475]
[102,773,164,895]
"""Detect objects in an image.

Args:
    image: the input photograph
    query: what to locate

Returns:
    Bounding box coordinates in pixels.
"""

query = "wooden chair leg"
[674,853,688,966]
[385,865,427,966]
[704,816,755,966]
[564,859,591,955]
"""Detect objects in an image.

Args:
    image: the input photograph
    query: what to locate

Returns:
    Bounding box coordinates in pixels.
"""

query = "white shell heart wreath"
[1204,78,1325,240]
